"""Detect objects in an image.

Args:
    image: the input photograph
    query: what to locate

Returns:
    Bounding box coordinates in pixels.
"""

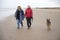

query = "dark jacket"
[15,9,24,20]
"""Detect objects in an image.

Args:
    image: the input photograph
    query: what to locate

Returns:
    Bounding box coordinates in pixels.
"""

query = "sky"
[0,0,60,8]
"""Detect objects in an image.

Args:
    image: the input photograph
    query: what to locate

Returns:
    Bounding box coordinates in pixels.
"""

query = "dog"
[46,18,51,31]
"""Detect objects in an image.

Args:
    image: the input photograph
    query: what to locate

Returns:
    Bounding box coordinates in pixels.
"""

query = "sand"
[0,9,60,40]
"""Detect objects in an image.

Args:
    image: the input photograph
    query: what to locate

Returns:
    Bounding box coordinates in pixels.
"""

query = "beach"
[0,8,60,40]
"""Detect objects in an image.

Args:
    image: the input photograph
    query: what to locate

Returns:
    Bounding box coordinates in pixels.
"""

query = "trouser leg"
[29,18,31,27]
[26,18,30,28]
[17,19,20,29]
[21,21,23,27]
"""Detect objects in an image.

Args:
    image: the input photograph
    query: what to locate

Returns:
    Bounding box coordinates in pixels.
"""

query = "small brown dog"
[46,18,51,31]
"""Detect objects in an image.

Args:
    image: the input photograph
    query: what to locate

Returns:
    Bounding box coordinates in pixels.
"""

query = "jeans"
[16,19,23,28]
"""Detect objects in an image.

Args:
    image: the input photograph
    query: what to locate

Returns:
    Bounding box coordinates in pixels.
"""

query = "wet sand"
[0,9,60,40]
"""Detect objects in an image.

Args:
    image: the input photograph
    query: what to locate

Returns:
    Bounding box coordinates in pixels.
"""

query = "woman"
[25,5,33,29]
[15,6,24,29]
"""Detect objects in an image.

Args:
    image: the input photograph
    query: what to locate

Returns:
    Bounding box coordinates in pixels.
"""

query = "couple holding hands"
[15,5,33,29]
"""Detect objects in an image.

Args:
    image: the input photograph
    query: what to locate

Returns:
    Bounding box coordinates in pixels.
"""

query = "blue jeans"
[16,19,23,28]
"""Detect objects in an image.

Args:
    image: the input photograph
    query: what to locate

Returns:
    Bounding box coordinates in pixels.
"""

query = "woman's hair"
[17,6,21,10]
[27,5,31,8]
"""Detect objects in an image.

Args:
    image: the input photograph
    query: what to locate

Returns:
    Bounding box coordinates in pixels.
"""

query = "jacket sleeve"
[15,10,17,19]
[22,10,24,16]
[22,10,24,18]
[22,10,25,20]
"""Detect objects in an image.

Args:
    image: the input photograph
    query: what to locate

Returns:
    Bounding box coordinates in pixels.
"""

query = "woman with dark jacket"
[15,6,24,29]
[25,5,33,29]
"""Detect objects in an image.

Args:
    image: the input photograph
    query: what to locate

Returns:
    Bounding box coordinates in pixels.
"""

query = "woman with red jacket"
[25,5,33,29]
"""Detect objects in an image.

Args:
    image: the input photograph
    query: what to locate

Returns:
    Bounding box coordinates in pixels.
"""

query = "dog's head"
[47,18,50,21]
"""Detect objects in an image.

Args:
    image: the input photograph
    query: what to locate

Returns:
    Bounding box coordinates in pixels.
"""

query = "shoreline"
[0,8,60,21]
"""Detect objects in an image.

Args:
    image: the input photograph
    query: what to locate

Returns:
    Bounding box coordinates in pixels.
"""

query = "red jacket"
[25,8,33,18]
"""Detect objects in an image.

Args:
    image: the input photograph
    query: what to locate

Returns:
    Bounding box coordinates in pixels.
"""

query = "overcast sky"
[0,0,60,8]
